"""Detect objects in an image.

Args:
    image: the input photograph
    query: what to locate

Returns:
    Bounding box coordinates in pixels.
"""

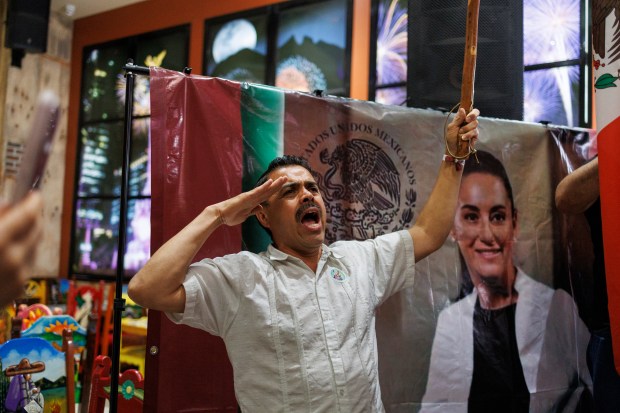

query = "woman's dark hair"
[462,150,515,215]
[458,150,516,298]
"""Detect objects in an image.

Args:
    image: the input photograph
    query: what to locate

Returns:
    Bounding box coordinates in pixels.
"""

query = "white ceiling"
[50,0,147,20]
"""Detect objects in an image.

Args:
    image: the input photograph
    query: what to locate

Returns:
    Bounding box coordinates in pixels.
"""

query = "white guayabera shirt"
[167,230,415,413]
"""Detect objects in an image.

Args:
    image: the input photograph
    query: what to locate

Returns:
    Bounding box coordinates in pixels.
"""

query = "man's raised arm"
[409,107,479,262]
[127,176,287,313]
[555,157,599,214]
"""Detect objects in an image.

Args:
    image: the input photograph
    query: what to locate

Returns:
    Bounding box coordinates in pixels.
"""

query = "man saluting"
[129,108,479,412]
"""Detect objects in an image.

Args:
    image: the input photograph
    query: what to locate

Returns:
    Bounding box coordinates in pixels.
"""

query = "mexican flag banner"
[148,67,591,411]
[592,0,620,373]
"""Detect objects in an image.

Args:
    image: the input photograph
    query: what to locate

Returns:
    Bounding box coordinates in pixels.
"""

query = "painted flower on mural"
[276,55,327,92]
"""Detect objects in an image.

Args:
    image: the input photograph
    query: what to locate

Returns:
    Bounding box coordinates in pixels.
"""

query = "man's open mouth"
[301,210,320,224]
[296,203,321,226]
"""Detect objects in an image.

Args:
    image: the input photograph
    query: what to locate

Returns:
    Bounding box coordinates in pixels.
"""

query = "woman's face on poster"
[452,172,517,286]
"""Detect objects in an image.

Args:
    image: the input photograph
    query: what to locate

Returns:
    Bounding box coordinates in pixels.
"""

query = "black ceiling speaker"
[5,0,51,53]
[407,0,523,121]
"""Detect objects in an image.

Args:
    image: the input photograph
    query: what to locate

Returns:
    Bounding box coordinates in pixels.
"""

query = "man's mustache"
[296,202,322,221]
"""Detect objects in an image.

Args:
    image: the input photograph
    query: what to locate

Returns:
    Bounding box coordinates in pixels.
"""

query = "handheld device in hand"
[12,90,60,203]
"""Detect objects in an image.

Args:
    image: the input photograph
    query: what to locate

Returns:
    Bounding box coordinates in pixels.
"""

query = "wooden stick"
[458,0,480,156]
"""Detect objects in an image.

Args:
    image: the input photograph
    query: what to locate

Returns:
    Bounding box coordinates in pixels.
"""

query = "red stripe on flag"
[151,68,244,259]
[597,115,620,374]
[148,68,242,411]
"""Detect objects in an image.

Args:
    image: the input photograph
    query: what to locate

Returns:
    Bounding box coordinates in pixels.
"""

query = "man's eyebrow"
[276,181,318,197]
[281,182,300,190]
[281,180,316,188]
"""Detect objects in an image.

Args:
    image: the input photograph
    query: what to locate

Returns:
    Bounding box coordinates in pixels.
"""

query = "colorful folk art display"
[87,355,144,413]
[149,68,596,410]
[16,305,52,332]
[67,283,101,330]
[0,308,14,345]
[592,0,620,373]
[21,280,47,305]
[0,337,71,413]
[21,317,86,355]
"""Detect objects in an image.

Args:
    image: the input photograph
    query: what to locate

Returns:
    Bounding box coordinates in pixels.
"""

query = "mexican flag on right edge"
[592,0,620,373]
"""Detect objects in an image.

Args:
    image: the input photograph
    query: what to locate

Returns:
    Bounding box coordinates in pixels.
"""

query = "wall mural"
[205,0,350,96]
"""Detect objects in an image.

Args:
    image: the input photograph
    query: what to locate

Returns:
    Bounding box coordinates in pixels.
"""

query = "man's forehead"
[269,165,316,182]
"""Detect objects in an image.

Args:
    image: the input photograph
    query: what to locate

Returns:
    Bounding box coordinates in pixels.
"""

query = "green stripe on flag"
[241,83,284,253]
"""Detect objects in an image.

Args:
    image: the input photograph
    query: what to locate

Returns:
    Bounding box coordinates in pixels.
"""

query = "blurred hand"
[0,192,43,307]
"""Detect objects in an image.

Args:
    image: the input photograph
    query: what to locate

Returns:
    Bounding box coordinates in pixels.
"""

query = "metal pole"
[122,63,150,75]
[110,58,143,411]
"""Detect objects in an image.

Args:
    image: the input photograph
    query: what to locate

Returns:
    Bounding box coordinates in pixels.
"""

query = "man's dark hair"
[254,155,316,188]
[253,155,316,240]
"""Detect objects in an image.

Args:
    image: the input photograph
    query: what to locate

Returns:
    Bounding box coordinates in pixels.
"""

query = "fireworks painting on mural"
[374,0,407,106]
[377,0,407,86]
[523,0,581,126]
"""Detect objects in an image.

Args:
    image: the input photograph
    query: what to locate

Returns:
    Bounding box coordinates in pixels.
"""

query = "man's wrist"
[203,205,226,227]
[214,207,227,226]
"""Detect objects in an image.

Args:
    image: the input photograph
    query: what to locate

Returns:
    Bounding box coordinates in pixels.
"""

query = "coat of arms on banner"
[302,123,417,243]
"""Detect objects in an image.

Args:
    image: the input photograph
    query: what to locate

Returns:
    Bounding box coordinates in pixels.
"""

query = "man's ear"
[255,205,270,229]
